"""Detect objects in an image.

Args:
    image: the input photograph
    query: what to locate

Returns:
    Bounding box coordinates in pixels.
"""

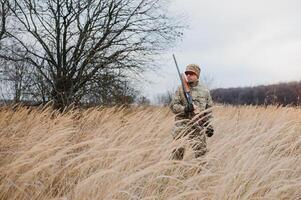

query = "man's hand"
[192,103,201,115]
[184,104,194,113]
[206,125,214,137]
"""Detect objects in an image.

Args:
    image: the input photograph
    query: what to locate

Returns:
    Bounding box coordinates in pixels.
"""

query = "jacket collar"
[188,80,199,87]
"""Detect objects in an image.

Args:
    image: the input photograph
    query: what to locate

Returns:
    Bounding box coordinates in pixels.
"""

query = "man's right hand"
[184,104,194,113]
[192,103,201,115]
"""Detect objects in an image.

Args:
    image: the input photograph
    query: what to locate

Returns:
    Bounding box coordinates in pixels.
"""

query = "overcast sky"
[142,0,301,102]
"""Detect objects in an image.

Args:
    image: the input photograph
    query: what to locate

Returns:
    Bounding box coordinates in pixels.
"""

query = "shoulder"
[196,84,210,94]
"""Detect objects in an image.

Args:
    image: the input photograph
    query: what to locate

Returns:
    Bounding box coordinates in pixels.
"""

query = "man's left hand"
[206,125,214,137]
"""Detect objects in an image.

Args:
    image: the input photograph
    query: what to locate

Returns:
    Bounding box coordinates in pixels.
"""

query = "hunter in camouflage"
[170,64,214,160]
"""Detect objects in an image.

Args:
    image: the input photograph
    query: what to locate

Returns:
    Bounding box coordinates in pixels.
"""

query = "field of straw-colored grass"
[0,105,300,200]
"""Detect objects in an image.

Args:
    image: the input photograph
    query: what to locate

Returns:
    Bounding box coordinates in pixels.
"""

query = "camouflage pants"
[171,119,207,160]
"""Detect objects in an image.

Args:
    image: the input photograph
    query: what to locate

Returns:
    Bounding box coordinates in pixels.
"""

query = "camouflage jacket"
[169,81,213,121]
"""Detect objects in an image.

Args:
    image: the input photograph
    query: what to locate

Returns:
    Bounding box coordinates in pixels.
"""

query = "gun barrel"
[172,54,182,81]
[173,54,187,92]
[172,54,193,107]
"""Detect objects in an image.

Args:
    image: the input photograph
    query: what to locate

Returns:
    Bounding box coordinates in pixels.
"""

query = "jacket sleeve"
[169,86,185,114]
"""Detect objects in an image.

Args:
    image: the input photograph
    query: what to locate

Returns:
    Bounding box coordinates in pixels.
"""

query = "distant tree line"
[211,81,301,106]
[155,81,301,107]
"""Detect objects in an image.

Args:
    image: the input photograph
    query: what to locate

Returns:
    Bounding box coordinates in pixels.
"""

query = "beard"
[187,79,196,83]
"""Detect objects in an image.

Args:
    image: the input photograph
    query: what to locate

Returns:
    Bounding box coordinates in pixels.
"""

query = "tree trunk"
[52,77,74,110]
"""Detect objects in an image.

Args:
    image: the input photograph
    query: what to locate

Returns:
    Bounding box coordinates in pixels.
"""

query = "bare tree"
[80,69,139,106]
[0,50,34,103]
[0,60,24,102]
[0,0,9,41]
[0,0,182,109]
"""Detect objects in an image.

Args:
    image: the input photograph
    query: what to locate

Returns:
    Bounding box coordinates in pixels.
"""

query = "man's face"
[185,71,198,83]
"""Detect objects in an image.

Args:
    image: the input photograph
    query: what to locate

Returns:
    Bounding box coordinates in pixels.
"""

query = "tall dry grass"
[0,105,300,200]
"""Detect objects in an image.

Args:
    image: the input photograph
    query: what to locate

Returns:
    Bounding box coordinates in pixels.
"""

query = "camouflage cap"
[185,64,200,78]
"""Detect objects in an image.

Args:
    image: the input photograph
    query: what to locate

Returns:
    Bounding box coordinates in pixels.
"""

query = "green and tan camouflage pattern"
[169,80,213,159]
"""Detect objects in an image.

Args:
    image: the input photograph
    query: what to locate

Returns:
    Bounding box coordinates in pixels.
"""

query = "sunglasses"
[185,71,197,76]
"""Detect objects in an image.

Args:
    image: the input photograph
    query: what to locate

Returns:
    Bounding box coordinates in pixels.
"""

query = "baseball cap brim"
[185,70,197,75]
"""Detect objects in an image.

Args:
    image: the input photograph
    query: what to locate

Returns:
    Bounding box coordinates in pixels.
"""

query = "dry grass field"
[0,105,300,200]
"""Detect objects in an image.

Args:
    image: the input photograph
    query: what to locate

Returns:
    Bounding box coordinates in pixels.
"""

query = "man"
[169,64,214,160]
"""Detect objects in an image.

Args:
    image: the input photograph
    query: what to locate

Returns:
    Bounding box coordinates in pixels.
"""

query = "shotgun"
[172,54,194,114]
